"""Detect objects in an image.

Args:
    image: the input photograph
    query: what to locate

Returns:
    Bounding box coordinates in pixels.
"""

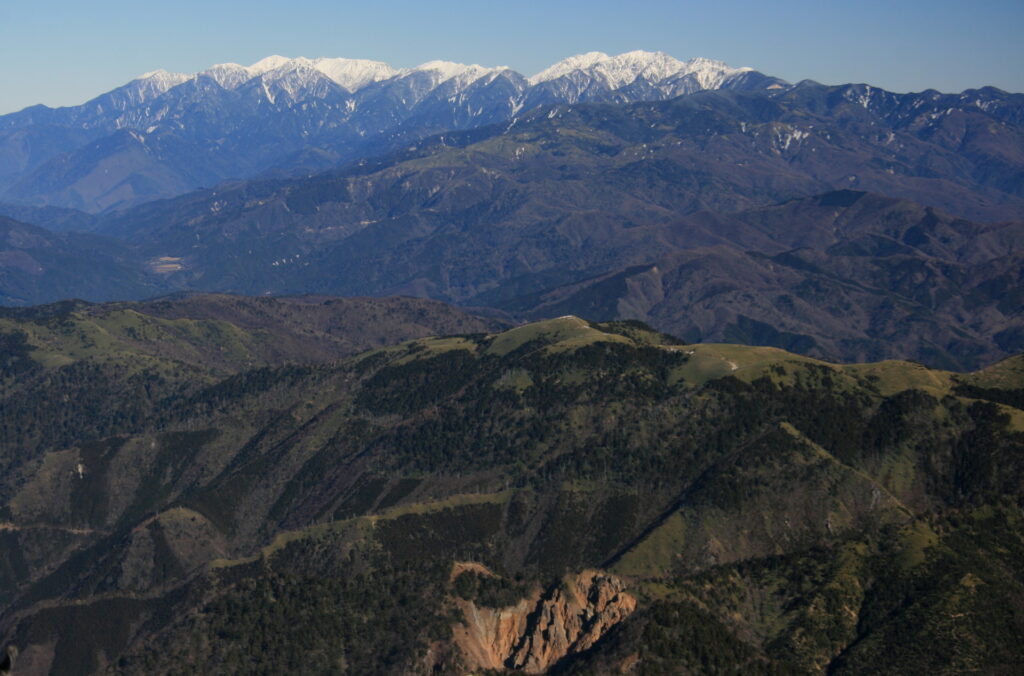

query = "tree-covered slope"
[1,318,1021,673]
[0,293,501,479]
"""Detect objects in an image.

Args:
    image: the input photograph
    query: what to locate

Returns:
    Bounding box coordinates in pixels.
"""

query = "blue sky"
[2,0,1022,114]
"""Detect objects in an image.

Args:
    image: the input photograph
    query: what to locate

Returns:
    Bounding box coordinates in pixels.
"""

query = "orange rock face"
[452,569,637,673]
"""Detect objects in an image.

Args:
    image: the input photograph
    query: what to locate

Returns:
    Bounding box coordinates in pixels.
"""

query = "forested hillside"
[1,316,1021,673]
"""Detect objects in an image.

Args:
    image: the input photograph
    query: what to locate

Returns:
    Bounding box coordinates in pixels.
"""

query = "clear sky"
[2,0,1022,114]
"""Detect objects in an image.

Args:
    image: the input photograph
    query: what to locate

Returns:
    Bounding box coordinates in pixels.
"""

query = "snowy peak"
[529,50,753,89]
[681,56,755,90]
[257,61,339,102]
[529,52,610,84]
[591,50,688,88]
[262,57,399,92]
[100,70,193,109]
[404,60,509,88]
[199,56,397,92]
[201,63,254,89]
[133,70,192,97]
[248,55,294,75]
[137,69,191,86]
[308,58,398,92]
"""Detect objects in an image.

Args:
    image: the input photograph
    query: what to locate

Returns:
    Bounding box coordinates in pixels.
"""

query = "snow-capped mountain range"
[135,51,754,99]
[0,51,785,212]
[529,51,751,88]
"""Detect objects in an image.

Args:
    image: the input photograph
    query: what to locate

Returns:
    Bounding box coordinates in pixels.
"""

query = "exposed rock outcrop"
[0,645,17,675]
[453,568,636,673]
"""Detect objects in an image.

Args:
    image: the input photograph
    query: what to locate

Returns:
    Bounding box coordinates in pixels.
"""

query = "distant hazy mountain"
[503,191,1024,370]
[79,85,1023,368]
[1,69,1021,369]
[0,202,97,233]
[0,51,785,212]
[0,215,162,305]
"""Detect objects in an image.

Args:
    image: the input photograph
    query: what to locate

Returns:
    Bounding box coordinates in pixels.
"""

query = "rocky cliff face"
[453,569,636,673]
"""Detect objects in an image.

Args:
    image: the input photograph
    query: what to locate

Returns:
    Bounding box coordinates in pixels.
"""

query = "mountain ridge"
[0,50,785,212]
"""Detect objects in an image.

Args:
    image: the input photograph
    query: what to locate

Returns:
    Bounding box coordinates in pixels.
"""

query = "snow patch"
[775,127,809,151]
